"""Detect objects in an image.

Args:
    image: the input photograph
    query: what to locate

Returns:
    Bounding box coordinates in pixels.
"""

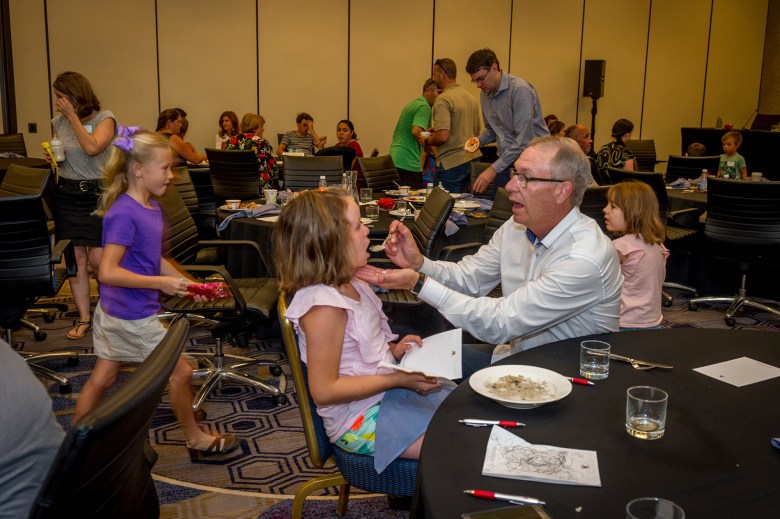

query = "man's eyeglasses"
[511,174,566,188]
[471,69,490,84]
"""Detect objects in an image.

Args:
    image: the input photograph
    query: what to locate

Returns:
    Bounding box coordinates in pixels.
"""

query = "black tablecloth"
[667,189,707,213]
[412,329,780,519]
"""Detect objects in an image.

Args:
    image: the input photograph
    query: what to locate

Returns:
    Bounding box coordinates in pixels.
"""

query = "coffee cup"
[751,172,763,182]
[263,189,278,204]
[226,199,240,210]
[398,185,410,195]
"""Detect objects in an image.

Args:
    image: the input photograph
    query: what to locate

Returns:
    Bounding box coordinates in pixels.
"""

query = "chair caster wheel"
[662,298,673,308]
[34,331,47,341]
[273,394,288,406]
[270,365,283,377]
[688,303,698,311]
[67,357,79,366]
[43,313,56,323]
[59,383,72,394]
[194,408,207,421]
[725,317,736,327]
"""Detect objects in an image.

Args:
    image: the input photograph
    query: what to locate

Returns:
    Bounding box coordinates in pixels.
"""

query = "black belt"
[58,177,102,192]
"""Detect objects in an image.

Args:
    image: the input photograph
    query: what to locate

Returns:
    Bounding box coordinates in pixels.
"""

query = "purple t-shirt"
[99,193,163,320]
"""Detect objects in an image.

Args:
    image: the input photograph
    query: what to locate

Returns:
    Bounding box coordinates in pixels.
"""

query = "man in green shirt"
[389,79,440,188]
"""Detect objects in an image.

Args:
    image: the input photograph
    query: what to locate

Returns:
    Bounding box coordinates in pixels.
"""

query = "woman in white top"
[215,110,238,149]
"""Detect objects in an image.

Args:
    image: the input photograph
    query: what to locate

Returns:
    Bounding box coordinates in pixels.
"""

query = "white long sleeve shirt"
[417,208,622,358]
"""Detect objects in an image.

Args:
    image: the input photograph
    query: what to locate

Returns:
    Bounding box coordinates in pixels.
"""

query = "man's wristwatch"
[410,273,427,296]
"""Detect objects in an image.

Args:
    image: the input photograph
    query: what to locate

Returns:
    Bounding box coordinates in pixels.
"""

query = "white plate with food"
[454,200,481,210]
[403,195,427,203]
[389,210,414,219]
[469,365,572,409]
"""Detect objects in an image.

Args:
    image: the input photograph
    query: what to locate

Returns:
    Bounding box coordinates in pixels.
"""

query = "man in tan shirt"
[420,58,482,193]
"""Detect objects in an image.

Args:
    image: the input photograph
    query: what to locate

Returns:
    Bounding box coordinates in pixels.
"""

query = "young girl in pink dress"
[603,181,669,330]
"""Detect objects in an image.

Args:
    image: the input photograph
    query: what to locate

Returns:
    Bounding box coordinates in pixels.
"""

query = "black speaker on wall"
[583,60,606,98]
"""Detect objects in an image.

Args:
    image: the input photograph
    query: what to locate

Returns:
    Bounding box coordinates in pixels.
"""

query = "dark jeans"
[460,343,496,380]
[434,160,472,194]
[396,168,423,189]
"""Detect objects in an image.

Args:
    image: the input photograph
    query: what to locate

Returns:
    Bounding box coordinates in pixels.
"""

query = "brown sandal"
[67,320,92,340]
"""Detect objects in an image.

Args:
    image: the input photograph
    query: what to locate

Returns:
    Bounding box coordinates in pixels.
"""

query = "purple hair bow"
[113,124,140,151]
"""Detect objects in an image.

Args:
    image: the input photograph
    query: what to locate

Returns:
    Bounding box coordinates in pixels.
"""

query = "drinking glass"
[626,497,684,518]
[360,188,373,203]
[366,204,379,220]
[580,340,610,380]
[626,386,668,440]
[395,200,407,216]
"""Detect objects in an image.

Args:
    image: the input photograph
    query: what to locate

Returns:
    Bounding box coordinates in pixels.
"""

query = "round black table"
[412,329,780,519]
[667,189,707,213]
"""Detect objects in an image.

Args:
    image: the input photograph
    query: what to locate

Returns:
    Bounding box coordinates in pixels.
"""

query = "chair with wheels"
[278,291,417,519]
[0,191,78,393]
[626,139,665,172]
[155,185,287,409]
[315,145,357,172]
[469,161,495,199]
[578,185,611,234]
[282,155,343,191]
[688,178,780,326]
[204,148,261,207]
[664,155,720,184]
[28,316,190,518]
[0,132,27,156]
[606,168,702,306]
[187,165,218,240]
[440,187,513,262]
[358,155,400,192]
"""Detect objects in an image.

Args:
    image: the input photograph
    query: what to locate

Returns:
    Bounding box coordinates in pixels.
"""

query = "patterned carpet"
[10,287,780,518]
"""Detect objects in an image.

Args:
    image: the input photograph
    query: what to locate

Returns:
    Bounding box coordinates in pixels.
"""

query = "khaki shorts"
[93,301,167,363]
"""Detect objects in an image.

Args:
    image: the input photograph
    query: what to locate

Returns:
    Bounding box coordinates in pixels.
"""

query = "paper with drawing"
[378,328,462,380]
[483,426,601,487]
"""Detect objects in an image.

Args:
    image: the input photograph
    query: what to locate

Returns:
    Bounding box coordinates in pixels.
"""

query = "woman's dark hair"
[611,118,634,146]
[548,120,566,136]
[337,119,357,140]
[52,71,101,119]
[218,111,239,138]
[156,108,180,132]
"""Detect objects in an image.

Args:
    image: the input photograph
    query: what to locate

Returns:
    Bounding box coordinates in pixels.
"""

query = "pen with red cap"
[459,419,525,428]
[566,376,595,386]
[464,489,545,506]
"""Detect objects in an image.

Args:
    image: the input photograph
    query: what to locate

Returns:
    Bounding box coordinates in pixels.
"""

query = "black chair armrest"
[197,239,270,272]
[176,265,247,316]
[52,239,77,277]
[439,242,481,262]
[668,207,703,228]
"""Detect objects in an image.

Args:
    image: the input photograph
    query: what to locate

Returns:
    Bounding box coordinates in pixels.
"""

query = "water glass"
[360,188,373,203]
[395,200,407,216]
[626,497,684,518]
[626,386,668,440]
[263,189,278,204]
[366,204,379,220]
[580,340,610,380]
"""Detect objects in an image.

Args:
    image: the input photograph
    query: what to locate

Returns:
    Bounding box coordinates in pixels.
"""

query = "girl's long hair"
[607,181,665,245]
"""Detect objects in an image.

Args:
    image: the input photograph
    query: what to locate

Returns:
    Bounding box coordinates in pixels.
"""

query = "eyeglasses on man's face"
[510,173,566,188]
[471,68,490,84]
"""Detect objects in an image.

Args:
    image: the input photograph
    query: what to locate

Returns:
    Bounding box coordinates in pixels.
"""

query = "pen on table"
[464,489,545,506]
[566,376,595,386]
[459,419,525,428]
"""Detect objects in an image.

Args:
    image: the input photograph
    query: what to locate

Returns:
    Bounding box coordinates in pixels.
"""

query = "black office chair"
[204,148,260,207]
[315,146,357,172]
[282,155,343,191]
[578,185,611,234]
[278,292,417,519]
[626,139,665,172]
[469,162,496,199]
[187,165,218,240]
[688,178,780,325]
[0,132,27,156]
[664,155,720,183]
[155,186,287,409]
[358,155,400,192]
[440,188,513,262]
[373,187,455,306]
[370,147,379,158]
[29,316,189,518]
[606,168,701,306]
[0,191,77,393]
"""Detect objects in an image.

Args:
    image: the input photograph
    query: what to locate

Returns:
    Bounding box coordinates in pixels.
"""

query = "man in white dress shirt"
[356,136,622,375]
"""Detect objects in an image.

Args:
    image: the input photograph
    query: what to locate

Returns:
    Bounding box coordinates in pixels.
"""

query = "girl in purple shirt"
[73,128,238,457]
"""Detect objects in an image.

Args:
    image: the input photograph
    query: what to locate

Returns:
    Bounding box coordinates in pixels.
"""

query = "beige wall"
[8,0,770,167]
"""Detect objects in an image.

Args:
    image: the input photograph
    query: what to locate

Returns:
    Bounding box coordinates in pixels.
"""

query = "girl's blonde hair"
[97,131,170,215]
[606,181,665,245]
[273,189,354,294]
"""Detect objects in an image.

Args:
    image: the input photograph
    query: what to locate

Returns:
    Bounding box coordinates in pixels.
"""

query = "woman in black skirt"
[47,72,116,339]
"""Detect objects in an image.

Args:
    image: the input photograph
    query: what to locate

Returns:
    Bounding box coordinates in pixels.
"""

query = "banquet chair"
[0,191,77,393]
[664,155,720,183]
[688,178,780,325]
[370,147,379,158]
[359,155,400,192]
[171,166,221,262]
[187,165,218,239]
[278,292,417,519]
[315,145,357,172]
[469,161,495,199]
[155,186,287,409]
[440,188,513,262]
[626,139,664,172]
[577,185,610,234]
[0,132,27,156]
[28,316,189,519]
[373,186,455,306]
[606,168,701,305]
[282,155,343,190]
[204,148,260,207]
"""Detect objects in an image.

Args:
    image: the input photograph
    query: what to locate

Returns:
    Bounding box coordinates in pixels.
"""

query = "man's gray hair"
[527,135,590,207]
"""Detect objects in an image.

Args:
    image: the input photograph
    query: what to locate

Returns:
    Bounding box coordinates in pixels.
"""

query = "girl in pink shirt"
[275,190,445,471]
[603,181,669,330]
